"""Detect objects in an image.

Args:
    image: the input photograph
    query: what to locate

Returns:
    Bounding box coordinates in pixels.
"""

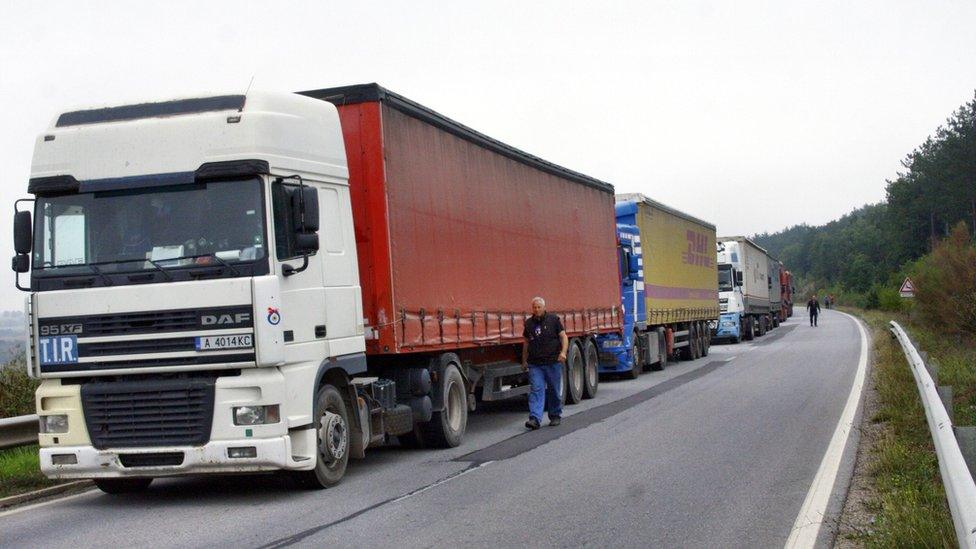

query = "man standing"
[522,297,569,429]
[807,295,821,327]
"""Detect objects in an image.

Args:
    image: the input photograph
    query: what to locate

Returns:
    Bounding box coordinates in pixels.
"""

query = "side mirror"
[734,271,743,286]
[291,186,319,233]
[295,232,319,253]
[11,254,29,273]
[14,211,31,254]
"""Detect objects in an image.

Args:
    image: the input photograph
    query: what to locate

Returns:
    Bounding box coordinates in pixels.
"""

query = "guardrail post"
[938,385,953,423]
[955,426,976,478]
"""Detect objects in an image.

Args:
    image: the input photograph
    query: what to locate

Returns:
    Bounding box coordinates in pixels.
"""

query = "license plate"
[195,334,253,351]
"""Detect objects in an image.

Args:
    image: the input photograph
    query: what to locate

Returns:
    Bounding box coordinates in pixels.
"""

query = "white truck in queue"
[13,87,626,493]
[712,236,777,343]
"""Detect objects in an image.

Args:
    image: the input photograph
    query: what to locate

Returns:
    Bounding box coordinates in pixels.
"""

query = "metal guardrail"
[0,414,38,450]
[889,321,976,548]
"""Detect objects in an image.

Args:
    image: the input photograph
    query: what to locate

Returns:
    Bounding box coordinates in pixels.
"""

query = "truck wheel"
[757,317,767,336]
[565,341,584,404]
[420,363,467,448]
[700,322,710,357]
[94,478,152,494]
[624,331,642,379]
[295,384,350,488]
[582,338,599,399]
[743,317,755,341]
[691,324,701,359]
[649,328,666,371]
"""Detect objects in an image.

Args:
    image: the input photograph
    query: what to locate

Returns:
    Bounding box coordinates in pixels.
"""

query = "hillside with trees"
[754,91,976,307]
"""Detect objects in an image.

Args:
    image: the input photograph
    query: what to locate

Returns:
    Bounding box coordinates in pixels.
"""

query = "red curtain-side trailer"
[302,84,622,360]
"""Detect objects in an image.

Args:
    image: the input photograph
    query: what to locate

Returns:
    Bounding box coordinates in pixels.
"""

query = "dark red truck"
[300,84,622,448]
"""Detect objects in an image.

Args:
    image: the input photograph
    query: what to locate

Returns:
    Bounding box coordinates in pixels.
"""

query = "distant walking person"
[823,295,831,309]
[807,295,821,327]
[522,297,568,430]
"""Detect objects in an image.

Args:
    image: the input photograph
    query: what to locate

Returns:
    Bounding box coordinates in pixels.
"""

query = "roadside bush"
[876,285,903,312]
[0,356,36,418]
[913,222,976,336]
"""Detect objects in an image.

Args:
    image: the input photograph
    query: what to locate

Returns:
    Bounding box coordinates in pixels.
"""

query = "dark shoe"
[525,417,540,430]
[549,416,561,426]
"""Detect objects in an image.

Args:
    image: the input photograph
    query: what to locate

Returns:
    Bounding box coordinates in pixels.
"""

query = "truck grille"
[81,378,215,449]
[38,305,252,337]
[80,338,198,356]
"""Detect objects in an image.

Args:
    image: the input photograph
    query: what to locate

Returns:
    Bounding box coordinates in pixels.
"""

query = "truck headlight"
[39,415,69,434]
[721,321,736,327]
[233,405,280,426]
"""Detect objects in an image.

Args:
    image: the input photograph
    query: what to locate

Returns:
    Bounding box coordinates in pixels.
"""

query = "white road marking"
[784,311,869,548]
[0,488,98,519]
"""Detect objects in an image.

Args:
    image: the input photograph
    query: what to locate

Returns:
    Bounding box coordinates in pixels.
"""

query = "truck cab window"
[717,265,734,292]
[37,204,87,268]
[31,178,267,286]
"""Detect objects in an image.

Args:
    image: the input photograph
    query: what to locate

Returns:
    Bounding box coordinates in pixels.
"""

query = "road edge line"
[784,310,869,548]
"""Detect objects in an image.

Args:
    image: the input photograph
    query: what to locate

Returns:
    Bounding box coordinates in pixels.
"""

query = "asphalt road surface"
[1,308,866,548]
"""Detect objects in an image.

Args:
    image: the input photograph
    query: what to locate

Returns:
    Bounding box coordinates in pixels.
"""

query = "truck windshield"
[32,178,266,282]
[718,264,734,292]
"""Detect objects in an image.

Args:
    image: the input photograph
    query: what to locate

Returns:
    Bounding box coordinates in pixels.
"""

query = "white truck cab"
[713,237,773,343]
[15,92,368,491]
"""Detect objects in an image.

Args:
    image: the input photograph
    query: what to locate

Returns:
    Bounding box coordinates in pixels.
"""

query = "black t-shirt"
[807,299,821,313]
[523,313,564,364]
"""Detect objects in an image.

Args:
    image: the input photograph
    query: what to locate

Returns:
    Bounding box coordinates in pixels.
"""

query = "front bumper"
[713,313,741,339]
[39,435,311,479]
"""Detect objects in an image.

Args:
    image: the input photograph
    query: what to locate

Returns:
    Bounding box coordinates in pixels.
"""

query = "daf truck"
[13,84,623,492]
[596,194,719,377]
[712,236,774,342]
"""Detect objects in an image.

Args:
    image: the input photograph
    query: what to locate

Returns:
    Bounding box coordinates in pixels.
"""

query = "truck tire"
[691,324,701,359]
[699,322,710,357]
[295,384,351,488]
[648,328,667,371]
[757,316,767,337]
[582,338,599,399]
[743,317,755,341]
[94,478,152,494]
[565,340,584,404]
[624,331,642,379]
[419,363,467,448]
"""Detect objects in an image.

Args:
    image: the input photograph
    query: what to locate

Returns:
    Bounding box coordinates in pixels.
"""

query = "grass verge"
[843,308,955,547]
[0,444,61,499]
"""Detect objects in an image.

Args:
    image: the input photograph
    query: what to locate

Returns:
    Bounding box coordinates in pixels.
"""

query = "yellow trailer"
[614,193,718,368]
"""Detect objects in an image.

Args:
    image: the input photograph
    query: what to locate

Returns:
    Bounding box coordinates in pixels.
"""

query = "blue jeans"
[528,362,562,421]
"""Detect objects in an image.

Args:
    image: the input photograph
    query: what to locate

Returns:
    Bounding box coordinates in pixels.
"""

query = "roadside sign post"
[899,277,915,298]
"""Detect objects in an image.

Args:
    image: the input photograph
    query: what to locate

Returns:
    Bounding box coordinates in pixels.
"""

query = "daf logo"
[201,313,251,326]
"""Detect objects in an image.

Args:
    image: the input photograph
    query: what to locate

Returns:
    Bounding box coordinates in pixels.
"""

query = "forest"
[754,91,976,309]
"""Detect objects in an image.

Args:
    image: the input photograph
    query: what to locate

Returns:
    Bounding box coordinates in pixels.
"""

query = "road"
[0,308,866,548]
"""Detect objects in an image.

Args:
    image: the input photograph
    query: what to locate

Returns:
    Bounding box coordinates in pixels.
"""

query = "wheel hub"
[319,411,347,462]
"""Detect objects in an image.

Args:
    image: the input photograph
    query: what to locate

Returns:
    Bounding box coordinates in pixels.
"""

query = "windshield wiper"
[85,263,114,286]
[146,259,174,281]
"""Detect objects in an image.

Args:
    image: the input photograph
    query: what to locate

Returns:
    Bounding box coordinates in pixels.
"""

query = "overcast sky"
[1,1,975,310]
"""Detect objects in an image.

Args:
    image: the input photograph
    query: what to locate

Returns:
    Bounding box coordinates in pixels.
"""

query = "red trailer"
[301,84,622,445]
[780,269,794,318]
